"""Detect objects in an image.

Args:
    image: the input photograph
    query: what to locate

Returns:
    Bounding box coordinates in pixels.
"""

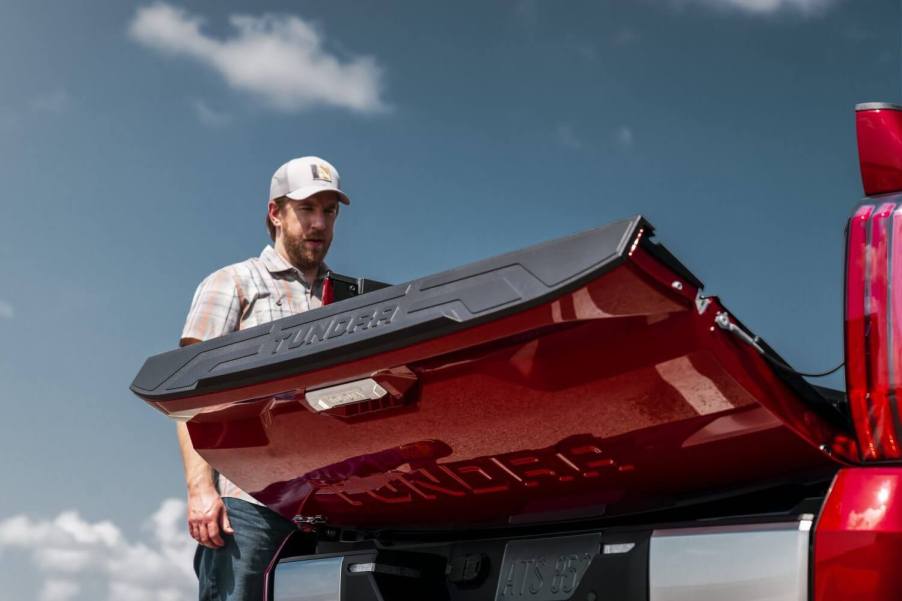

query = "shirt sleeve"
[180,268,242,344]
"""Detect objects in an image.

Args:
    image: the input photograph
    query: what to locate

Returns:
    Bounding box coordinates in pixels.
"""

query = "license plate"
[495,533,600,601]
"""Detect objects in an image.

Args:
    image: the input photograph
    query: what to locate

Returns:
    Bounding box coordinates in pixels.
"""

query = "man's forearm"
[177,337,217,493]
[177,421,216,492]
[177,420,232,548]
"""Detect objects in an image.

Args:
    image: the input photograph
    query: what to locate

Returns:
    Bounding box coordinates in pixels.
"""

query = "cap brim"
[285,184,350,205]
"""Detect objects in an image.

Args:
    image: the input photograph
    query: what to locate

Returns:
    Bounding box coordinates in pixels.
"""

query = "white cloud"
[128,3,387,114]
[191,99,231,127]
[616,125,635,148]
[40,579,80,601]
[682,0,840,15]
[36,548,96,572]
[0,300,13,319]
[0,499,196,601]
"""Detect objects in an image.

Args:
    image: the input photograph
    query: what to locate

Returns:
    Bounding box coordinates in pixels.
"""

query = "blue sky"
[0,1,899,599]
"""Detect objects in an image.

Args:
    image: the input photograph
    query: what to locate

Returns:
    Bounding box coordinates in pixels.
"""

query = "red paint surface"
[161,247,851,528]
[814,467,902,600]
[857,106,902,196]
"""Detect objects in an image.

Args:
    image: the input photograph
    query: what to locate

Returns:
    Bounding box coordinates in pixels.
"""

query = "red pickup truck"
[132,103,902,601]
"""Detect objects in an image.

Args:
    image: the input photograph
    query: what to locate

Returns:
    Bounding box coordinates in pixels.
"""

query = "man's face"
[273,191,339,271]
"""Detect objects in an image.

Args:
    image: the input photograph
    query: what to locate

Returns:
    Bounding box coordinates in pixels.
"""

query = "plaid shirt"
[182,245,327,504]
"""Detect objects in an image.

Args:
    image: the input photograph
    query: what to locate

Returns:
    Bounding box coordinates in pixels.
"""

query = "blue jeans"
[194,498,297,601]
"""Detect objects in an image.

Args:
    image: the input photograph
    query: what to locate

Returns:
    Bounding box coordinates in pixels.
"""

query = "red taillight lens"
[847,204,874,458]
[868,204,900,459]
[857,103,902,196]
[845,202,902,461]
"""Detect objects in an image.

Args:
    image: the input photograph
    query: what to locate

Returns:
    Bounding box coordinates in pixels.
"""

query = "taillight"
[857,103,902,197]
[868,204,900,459]
[846,204,874,458]
[845,202,902,461]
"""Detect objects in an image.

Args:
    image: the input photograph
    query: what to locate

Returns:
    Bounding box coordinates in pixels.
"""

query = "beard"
[282,228,331,273]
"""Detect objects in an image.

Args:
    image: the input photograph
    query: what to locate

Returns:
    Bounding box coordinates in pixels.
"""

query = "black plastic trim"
[131,217,648,402]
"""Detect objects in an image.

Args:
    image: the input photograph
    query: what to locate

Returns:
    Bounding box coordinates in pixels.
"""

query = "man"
[178,156,349,600]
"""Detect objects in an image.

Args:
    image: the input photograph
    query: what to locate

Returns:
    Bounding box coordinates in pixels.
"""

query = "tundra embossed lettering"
[270,304,399,354]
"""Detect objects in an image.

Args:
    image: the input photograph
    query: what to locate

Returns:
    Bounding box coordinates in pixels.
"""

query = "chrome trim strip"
[651,519,808,537]
[649,520,810,601]
[856,102,902,111]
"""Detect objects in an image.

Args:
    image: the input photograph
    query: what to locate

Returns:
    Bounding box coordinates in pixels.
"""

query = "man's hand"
[176,416,235,548]
[187,486,234,548]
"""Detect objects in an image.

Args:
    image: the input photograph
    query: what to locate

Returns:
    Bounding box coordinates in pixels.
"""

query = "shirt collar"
[260,245,329,282]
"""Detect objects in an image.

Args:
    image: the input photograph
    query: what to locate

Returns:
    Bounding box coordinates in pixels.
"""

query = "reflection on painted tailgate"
[132,217,850,528]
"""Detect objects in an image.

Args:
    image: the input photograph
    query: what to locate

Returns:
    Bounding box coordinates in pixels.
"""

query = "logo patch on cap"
[311,163,333,183]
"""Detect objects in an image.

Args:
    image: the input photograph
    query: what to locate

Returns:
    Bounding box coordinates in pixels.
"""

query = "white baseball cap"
[269,156,350,205]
